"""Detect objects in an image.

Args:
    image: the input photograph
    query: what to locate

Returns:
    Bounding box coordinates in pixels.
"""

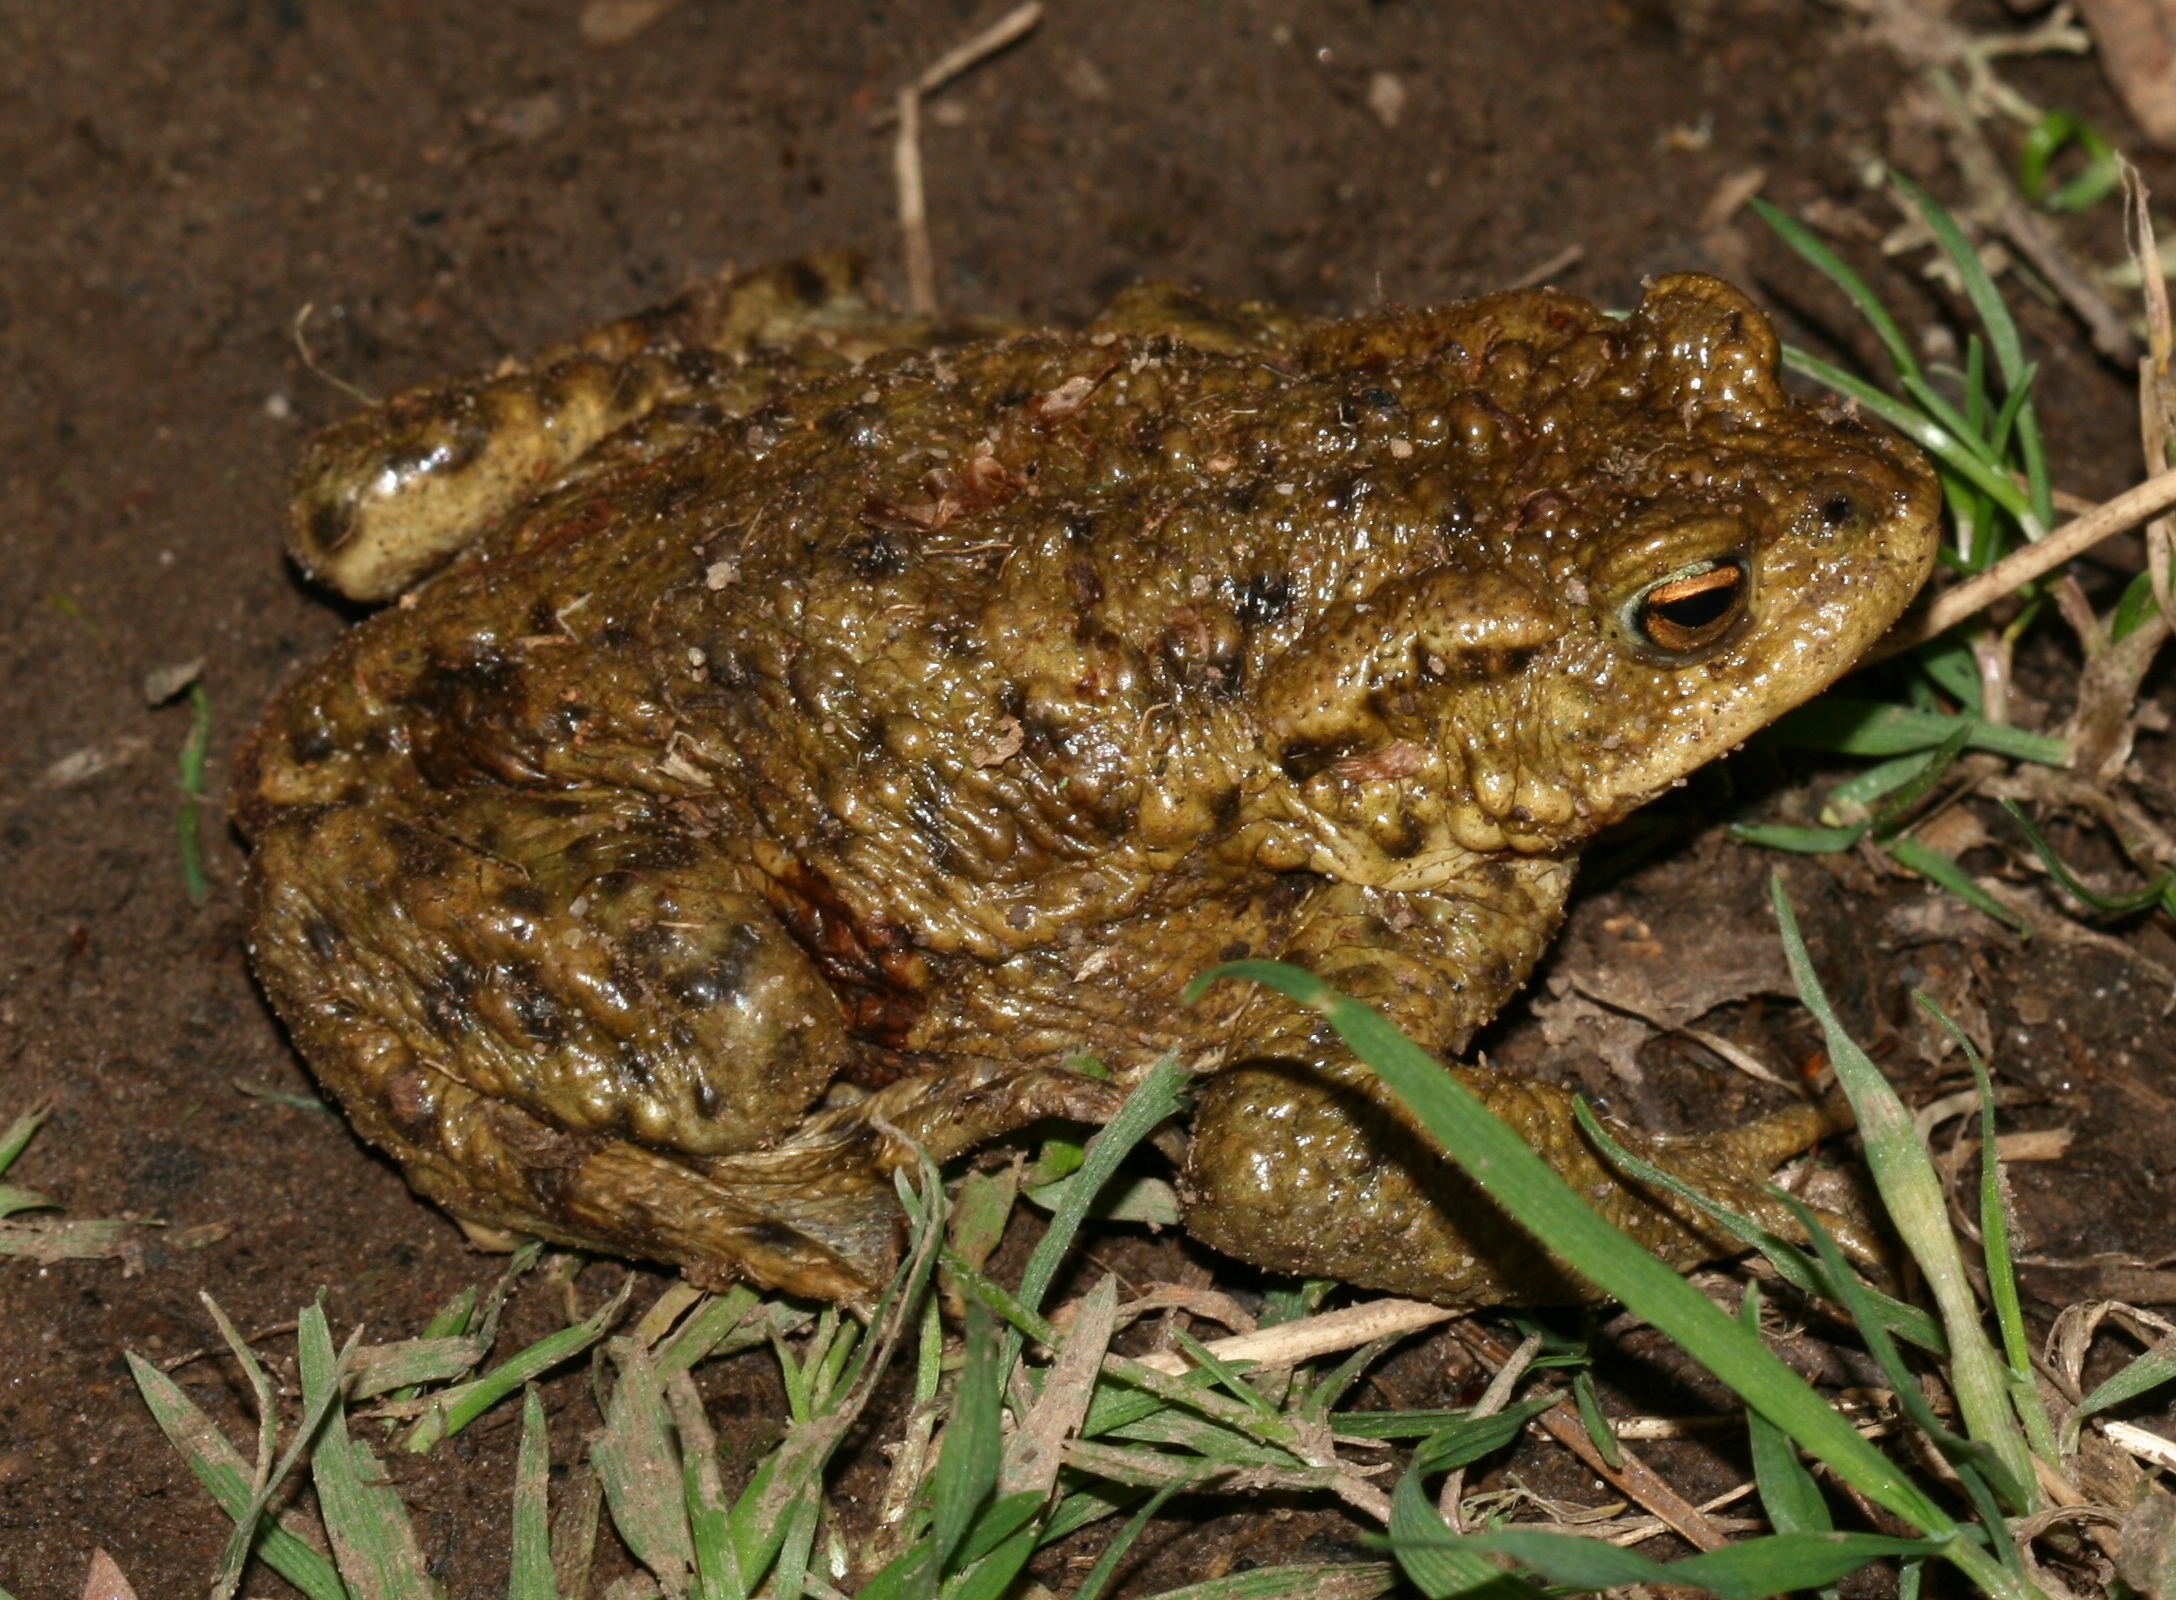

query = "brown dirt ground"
[5,3,2176,1596]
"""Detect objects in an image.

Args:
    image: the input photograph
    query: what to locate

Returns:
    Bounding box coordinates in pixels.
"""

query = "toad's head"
[1264,274,1942,871]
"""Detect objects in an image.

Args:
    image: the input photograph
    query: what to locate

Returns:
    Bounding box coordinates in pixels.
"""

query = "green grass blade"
[1169,1322,1279,1418]
[1069,1478,1199,1600]
[509,1388,557,1600]
[591,1339,694,1593]
[405,1274,632,1451]
[1762,700,2068,765]
[1749,198,1920,380]
[1829,750,1938,812]
[2000,799,2172,914]
[1892,173,2054,532]
[2070,1333,2176,1446]
[349,1337,490,1402]
[664,1370,745,1600]
[1869,723,1972,842]
[1189,960,1958,1537]
[1570,1370,1622,1469]
[0,1103,49,1179]
[1003,1054,1186,1373]
[1570,1098,1947,1354]
[1740,1283,1834,1542]
[1778,348,2033,521]
[1883,836,2030,934]
[1729,822,1867,855]
[126,1352,352,1600]
[298,1303,443,1600]
[1916,637,1982,712]
[177,680,213,907]
[1388,1454,1549,1599]
[1917,995,2059,1461]
[944,1518,1041,1600]
[0,1183,56,1219]
[931,1301,1004,1575]
[1136,1563,1399,1600]
[1439,1526,1946,1598]
[1771,879,2037,1507]
[1411,1397,1557,1472]
[213,1300,360,1600]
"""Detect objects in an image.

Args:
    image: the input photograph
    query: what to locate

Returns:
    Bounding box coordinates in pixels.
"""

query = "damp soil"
[5,3,2176,1596]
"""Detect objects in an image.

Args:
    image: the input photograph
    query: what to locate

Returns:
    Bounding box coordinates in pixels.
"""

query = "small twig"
[1873,464,2176,657]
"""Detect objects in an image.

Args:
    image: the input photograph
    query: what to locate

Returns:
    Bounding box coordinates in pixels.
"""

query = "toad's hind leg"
[1185,1057,1858,1311]
[247,791,902,1299]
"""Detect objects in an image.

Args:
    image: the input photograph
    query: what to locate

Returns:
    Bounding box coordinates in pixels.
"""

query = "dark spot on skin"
[994,388,1033,409]
[786,259,829,305]
[906,795,957,870]
[1069,557,1104,609]
[1210,784,1243,829]
[422,976,473,1038]
[616,1048,654,1090]
[306,496,357,555]
[1218,939,1251,961]
[746,1218,809,1254]
[303,918,341,964]
[500,961,565,1045]
[651,475,704,520]
[819,403,887,449]
[1236,572,1292,627]
[1379,809,1426,859]
[1355,386,1400,412]
[760,859,928,1048]
[694,1076,721,1117]
[499,882,551,918]
[844,527,911,578]
[1278,738,1356,783]
[527,598,557,635]
[1062,510,1096,545]
[389,822,461,881]
[1821,494,1856,526]
[287,720,337,765]
[669,924,763,1010]
[382,1067,439,1143]
[1321,474,1369,513]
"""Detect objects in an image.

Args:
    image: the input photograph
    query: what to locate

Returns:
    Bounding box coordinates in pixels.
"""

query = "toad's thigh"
[249,798,851,1157]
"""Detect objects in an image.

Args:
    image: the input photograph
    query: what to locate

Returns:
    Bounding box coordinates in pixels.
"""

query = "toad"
[237,256,1939,1307]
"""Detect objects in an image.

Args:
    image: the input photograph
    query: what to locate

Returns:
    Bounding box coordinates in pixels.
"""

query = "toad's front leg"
[1180,870,1847,1307]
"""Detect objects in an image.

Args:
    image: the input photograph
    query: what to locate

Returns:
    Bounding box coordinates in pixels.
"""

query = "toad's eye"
[1628,558,1747,657]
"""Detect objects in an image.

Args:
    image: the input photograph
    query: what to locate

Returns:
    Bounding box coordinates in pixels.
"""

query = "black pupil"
[1652,579,1736,630]
[1821,494,1855,526]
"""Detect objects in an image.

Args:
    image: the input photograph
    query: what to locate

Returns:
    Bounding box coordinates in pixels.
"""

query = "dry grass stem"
[888,4,1043,314]
[1441,1329,1543,1526]
[1130,1295,1458,1377]
[1877,464,2176,655]
[1452,1322,1731,1551]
